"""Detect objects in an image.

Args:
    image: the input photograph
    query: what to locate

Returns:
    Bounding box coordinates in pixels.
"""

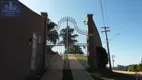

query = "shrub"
[64,45,84,54]
[139,63,142,71]
[128,66,132,71]
[129,64,139,72]
[96,46,108,68]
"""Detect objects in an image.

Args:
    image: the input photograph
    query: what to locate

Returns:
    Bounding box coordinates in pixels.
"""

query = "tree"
[131,64,139,72]
[128,66,132,71]
[47,21,59,44]
[96,46,108,68]
[139,63,142,71]
[46,19,59,53]
[127,64,142,72]
[64,45,84,54]
[59,26,78,49]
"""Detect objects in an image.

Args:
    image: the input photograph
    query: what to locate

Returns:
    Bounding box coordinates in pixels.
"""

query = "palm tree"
[47,19,59,44]
[59,26,78,49]
[46,19,59,49]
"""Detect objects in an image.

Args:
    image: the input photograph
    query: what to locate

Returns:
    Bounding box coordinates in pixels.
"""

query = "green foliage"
[128,66,132,71]
[114,63,142,72]
[60,26,78,49]
[131,64,139,72]
[127,64,140,72]
[96,47,108,68]
[47,20,57,30]
[74,54,88,68]
[64,45,83,54]
[114,65,129,71]
[47,19,59,44]
[47,30,59,44]
[139,63,142,71]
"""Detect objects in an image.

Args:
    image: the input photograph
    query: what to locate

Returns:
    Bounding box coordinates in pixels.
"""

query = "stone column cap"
[41,12,48,17]
[86,14,93,18]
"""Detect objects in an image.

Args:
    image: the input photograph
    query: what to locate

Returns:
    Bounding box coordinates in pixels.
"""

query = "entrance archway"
[47,17,88,69]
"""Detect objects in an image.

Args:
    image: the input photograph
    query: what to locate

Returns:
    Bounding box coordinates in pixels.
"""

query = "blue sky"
[19,0,142,66]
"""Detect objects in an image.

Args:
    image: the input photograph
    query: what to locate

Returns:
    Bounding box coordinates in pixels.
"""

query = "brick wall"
[0,1,46,80]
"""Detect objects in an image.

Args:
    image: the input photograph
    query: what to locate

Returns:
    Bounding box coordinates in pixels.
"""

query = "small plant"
[96,46,108,68]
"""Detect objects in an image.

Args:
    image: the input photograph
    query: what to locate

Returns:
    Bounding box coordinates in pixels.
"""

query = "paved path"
[68,54,94,80]
[40,54,63,80]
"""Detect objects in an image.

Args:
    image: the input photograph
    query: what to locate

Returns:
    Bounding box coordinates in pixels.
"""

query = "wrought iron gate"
[47,17,88,69]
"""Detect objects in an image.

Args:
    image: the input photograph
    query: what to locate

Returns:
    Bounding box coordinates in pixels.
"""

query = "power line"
[99,0,106,26]
[104,0,108,25]
[109,33,120,43]
[103,33,119,44]
[100,0,112,71]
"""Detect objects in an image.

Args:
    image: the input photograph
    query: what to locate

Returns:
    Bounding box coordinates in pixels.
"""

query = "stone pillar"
[86,14,102,68]
[41,12,48,70]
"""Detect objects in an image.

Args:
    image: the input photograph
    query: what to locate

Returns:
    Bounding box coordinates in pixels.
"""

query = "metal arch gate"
[47,17,87,69]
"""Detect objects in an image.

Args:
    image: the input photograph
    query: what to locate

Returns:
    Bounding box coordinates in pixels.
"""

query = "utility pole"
[112,55,115,69]
[101,26,112,70]
[66,17,69,69]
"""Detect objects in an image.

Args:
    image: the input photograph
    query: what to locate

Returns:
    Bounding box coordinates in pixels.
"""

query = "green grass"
[63,54,67,61]
[73,54,88,68]
[74,54,135,80]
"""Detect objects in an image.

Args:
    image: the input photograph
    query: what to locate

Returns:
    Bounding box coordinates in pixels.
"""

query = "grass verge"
[87,68,136,80]
[73,54,88,68]
[74,54,135,80]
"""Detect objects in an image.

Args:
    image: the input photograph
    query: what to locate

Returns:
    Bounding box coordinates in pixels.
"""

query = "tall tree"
[47,19,59,45]
[59,26,78,49]
[46,18,59,51]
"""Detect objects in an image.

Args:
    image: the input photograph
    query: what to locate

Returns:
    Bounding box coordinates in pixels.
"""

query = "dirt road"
[113,70,142,80]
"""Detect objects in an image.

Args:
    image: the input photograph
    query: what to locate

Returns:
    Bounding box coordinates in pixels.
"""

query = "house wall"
[0,1,45,80]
